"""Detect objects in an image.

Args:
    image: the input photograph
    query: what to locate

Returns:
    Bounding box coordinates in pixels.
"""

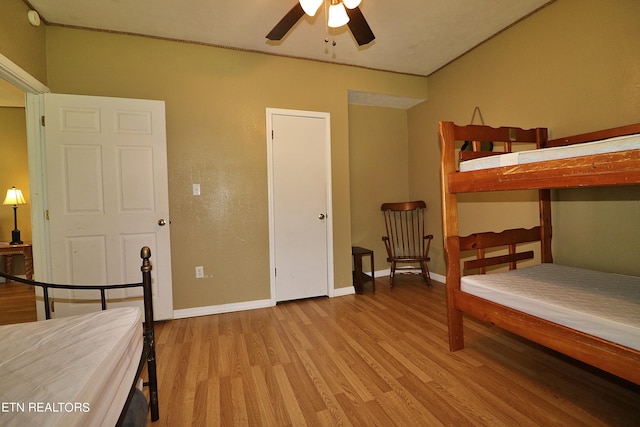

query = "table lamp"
[3,186,27,245]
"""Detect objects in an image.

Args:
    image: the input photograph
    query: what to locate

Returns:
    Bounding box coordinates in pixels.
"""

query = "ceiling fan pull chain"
[322,2,338,46]
[324,0,330,43]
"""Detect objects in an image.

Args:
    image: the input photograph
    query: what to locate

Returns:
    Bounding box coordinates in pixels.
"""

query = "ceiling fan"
[266,0,375,46]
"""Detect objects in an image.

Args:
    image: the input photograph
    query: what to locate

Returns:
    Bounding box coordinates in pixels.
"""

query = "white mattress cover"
[461,264,640,350]
[459,132,640,171]
[0,307,143,427]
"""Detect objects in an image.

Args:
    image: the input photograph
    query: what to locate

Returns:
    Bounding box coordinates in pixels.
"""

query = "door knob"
[318,213,326,220]
[158,219,167,226]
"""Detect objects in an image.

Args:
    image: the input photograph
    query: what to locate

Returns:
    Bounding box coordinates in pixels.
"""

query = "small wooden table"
[0,243,33,281]
[352,246,375,294]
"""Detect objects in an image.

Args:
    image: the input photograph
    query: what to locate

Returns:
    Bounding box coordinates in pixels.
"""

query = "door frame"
[0,54,50,283]
[265,108,335,305]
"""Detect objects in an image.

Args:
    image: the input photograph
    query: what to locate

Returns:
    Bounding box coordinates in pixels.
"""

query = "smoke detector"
[27,10,41,27]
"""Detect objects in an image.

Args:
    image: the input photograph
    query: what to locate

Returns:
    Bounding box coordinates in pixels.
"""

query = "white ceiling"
[25,0,552,77]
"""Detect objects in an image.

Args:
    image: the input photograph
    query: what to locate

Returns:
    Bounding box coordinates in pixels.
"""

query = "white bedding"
[461,264,640,350]
[459,132,640,172]
[0,307,143,427]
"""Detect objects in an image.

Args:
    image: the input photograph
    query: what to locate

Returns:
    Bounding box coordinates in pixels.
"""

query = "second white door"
[267,108,333,302]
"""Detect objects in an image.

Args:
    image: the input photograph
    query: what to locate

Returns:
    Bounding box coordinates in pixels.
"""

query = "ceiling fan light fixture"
[328,2,350,28]
[299,0,323,16]
[342,0,362,9]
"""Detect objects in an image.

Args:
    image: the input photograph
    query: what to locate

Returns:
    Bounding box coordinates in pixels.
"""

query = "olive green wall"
[348,105,413,272]
[44,27,428,309]
[0,0,47,84]
[0,108,31,246]
[408,0,640,277]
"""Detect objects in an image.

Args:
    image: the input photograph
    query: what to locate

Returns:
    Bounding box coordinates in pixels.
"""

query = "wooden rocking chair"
[381,201,433,287]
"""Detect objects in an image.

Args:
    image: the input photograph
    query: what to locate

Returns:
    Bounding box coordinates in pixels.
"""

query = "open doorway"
[0,53,48,321]
[0,79,35,324]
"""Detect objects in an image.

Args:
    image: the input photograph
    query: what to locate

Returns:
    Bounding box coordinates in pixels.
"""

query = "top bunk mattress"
[461,264,640,351]
[0,307,143,427]
[459,132,640,172]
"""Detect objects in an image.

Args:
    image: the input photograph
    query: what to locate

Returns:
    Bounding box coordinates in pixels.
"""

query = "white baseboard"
[173,298,273,319]
[430,271,446,284]
[334,285,356,297]
[172,270,445,320]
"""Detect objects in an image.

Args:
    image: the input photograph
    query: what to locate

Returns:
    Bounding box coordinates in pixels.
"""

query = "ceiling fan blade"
[347,7,376,46]
[346,7,375,46]
[266,3,306,41]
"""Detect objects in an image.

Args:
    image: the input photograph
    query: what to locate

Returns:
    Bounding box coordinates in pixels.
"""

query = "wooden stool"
[351,246,375,294]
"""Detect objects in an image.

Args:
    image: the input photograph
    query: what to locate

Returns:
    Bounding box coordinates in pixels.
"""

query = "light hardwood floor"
[0,281,37,325]
[148,275,639,426]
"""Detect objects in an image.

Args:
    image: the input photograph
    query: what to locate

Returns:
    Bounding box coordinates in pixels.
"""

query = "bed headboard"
[458,226,543,274]
[440,122,548,163]
[440,121,553,292]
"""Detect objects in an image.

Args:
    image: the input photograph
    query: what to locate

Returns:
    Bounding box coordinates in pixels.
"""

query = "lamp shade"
[342,0,362,9]
[299,0,323,16]
[3,187,26,206]
[328,2,349,28]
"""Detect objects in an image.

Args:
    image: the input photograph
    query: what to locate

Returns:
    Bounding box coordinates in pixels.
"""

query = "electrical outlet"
[195,266,204,278]
[193,183,201,196]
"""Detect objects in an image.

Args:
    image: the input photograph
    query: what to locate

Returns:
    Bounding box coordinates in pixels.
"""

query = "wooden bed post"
[439,121,465,351]
[536,127,553,263]
[140,246,160,422]
[539,189,553,263]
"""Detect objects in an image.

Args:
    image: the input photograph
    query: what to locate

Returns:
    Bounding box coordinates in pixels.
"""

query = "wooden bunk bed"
[0,246,159,426]
[439,121,640,385]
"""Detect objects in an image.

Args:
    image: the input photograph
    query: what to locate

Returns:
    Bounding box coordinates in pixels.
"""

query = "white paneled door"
[44,94,173,320]
[267,108,333,302]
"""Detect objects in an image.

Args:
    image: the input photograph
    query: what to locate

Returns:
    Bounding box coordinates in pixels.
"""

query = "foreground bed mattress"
[0,307,143,426]
[461,264,640,351]
[459,132,640,172]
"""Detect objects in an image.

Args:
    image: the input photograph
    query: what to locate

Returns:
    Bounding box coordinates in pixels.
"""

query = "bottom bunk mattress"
[460,264,640,351]
[0,307,143,427]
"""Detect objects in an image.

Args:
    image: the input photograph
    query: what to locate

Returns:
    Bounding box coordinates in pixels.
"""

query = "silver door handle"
[158,219,167,226]
[318,214,326,220]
